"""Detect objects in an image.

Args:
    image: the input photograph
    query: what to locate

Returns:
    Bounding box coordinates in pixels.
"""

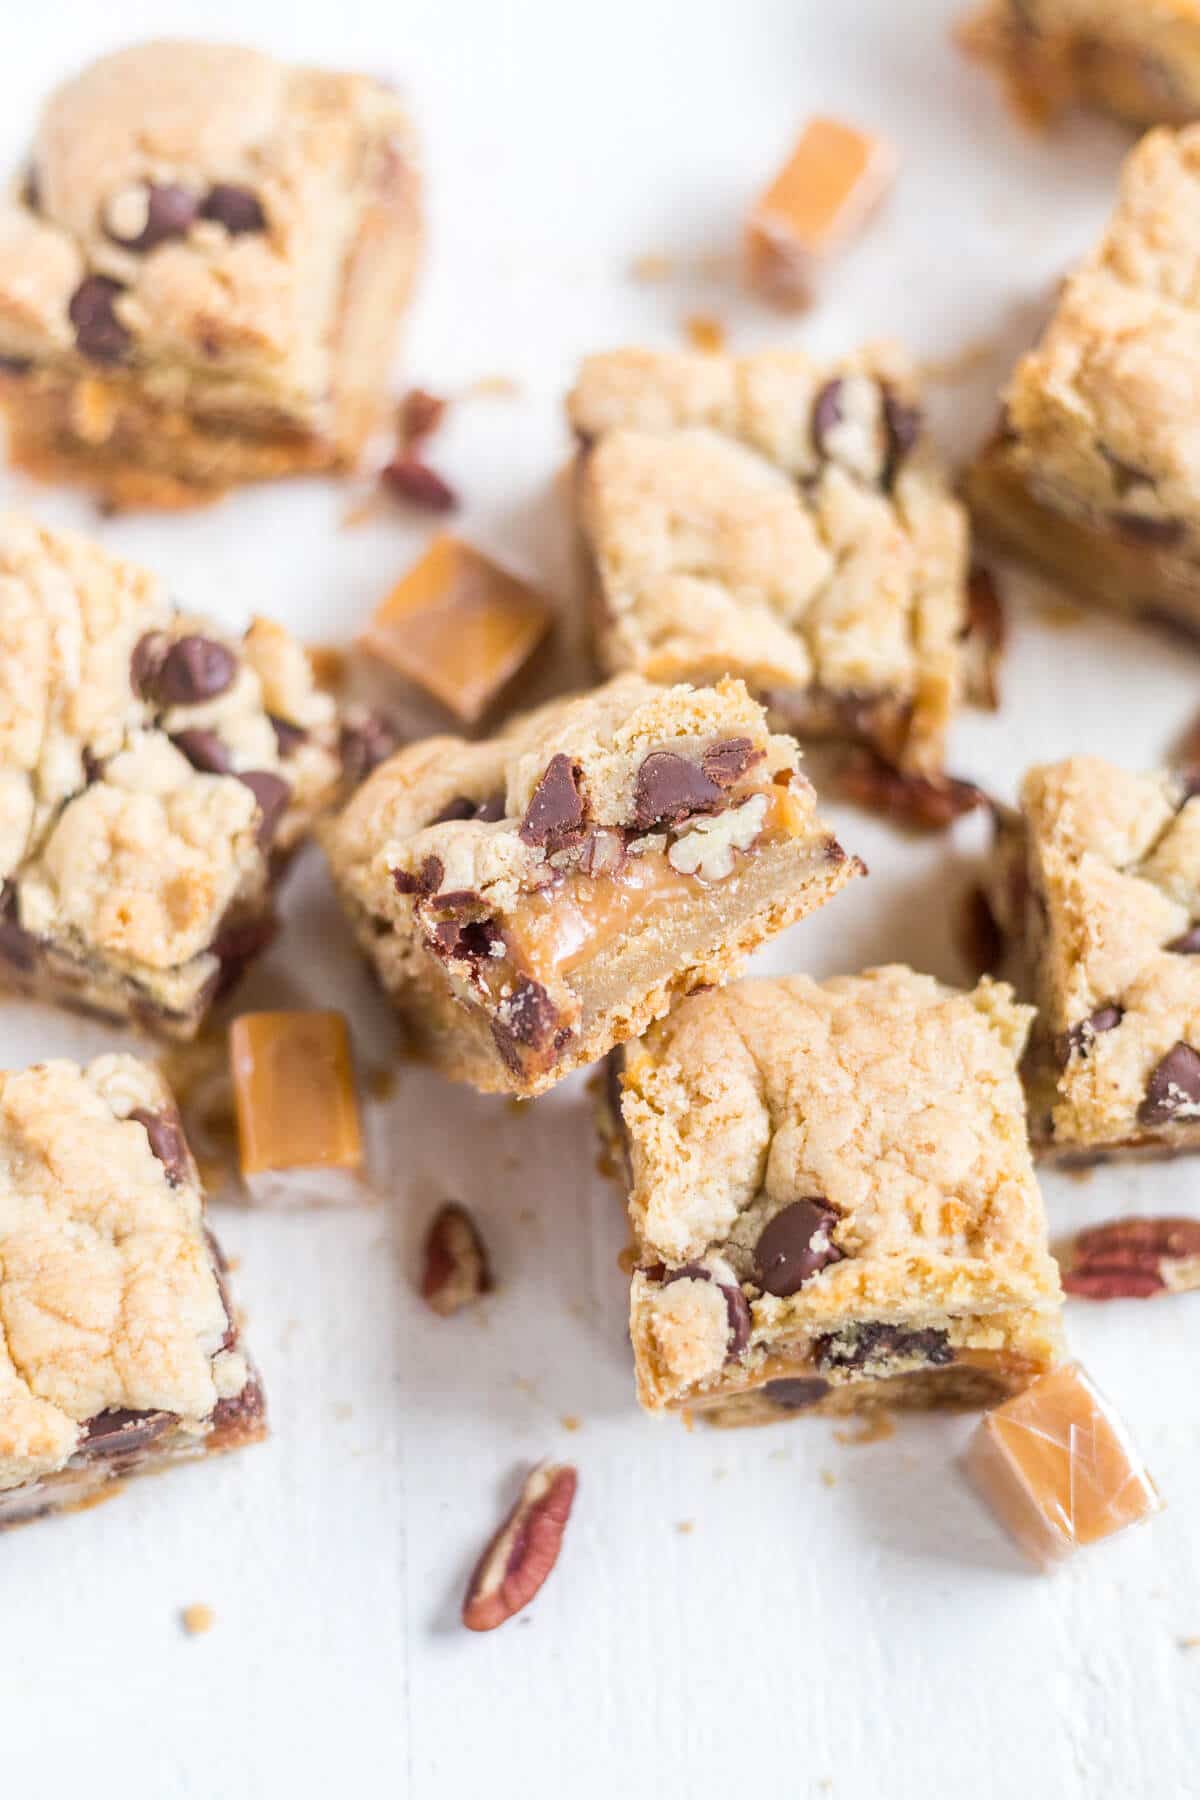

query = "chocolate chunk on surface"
[199,183,267,234]
[881,388,922,488]
[519,755,584,848]
[1138,1042,1200,1126]
[700,737,764,787]
[237,771,291,846]
[815,1322,952,1371]
[69,275,131,363]
[632,751,725,830]
[170,728,233,774]
[147,635,238,706]
[393,856,444,897]
[129,1106,190,1185]
[268,715,307,758]
[1055,1004,1124,1067]
[811,379,844,454]
[754,1199,842,1297]
[79,1407,175,1458]
[0,884,36,971]
[1167,924,1200,955]
[106,182,197,251]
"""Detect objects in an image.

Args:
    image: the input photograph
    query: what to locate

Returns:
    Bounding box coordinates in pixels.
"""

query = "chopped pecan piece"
[834,750,988,831]
[421,1202,494,1315]
[961,564,1005,710]
[1061,1216,1200,1299]
[462,1462,578,1631]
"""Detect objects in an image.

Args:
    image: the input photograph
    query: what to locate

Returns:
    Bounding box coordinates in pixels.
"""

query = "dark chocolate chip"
[210,912,277,1000]
[199,183,267,234]
[431,795,477,825]
[381,455,458,512]
[107,182,198,251]
[1110,510,1186,547]
[761,1378,830,1411]
[519,754,584,848]
[128,1107,190,1185]
[881,387,922,490]
[700,737,764,788]
[130,631,168,698]
[964,563,1006,653]
[79,1408,174,1459]
[0,883,35,972]
[147,635,237,706]
[1138,1041,1200,1127]
[816,1322,952,1372]
[393,855,445,897]
[662,1264,751,1360]
[1055,1003,1124,1068]
[170,728,233,774]
[434,917,501,963]
[339,713,400,786]
[474,792,507,823]
[268,714,307,757]
[68,275,132,363]
[753,1199,842,1297]
[632,751,725,830]
[21,165,39,212]
[238,771,291,846]
[81,747,105,784]
[1167,925,1200,955]
[0,354,32,375]
[811,379,843,455]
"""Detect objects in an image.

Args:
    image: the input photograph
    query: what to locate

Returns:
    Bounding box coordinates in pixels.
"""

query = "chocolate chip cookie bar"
[968,125,1200,631]
[567,345,970,778]
[980,754,1200,1159]
[0,41,420,507]
[0,1054,264,1529]
[323,674,861,1097]
[960,0,1200,129]
[607,966,1064,1425]
[0,515,341,1036]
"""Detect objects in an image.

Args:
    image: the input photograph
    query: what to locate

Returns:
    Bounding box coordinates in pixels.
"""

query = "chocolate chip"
[393,855,444,897]
[147,635,237,706]
[753,1199,842,1297]
[268,715,307,757]
[107,182,197,251]
[81,747,105,784]
[0,354,31,375]
[811,379,844,455]
[128,1107,190,1185]
[130,631,168,698]
[1110,510,1185,547]
[339,713,400,786]
[632,751,725,830]
[474,792,507,823]
[199,183,267,234]
[762,1378,830,1411]
[1055,1003,1124,1068]
[431,796,477,824]
[1167,925,1200,954]
[69,275,132,363]
[882,388,922,489]
[1138,1042,1200,1126]
[700,737,764,788]
[815,1323,952,1372]
[519,755,584,848]
[21,166,39,212]
[79,1408,174,1459]
[496,977,557,1049]
[0,883,35,972]
[237,771,291,846]
[209,912,277,1000]
[170,728,233,774]
[434,917,501,963]
[662,1264,751,1360]
[381,455,458,512]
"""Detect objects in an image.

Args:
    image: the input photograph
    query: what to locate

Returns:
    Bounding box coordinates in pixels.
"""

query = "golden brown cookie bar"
[568,345,970,778]
[0,41,420,508]
[0,515,341,1036]
[606,966,1064,1425]
[960,0,1200,129]
[968,126,1200,631]
[0,1054,265,1529]
[980,755,1200,1159]
[322,673,861,1097]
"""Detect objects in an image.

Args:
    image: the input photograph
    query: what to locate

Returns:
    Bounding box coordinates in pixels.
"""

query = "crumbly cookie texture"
[960,0,1200,130]
[567,344,969,777]
[985,753,1200,1154]
[323,673,861,1096]
[612,966,1063,1418]
[0,1054,258,1502]
[0,40,420,504]
[0,514,340,1034]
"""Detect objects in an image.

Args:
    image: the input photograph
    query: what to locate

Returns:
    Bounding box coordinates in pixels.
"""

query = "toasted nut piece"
[834,749,989,831]
[1060,1215,1200,1299]
[462,1462,578,1631]
[421,1201,494,1315]
[667,792,768,881]
[961,564,1006,710]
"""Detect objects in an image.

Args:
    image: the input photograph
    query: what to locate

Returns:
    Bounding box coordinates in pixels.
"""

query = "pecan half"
[834,750,989,831]
[1061,1215,1200,1299]
[421,1202,494,1315]
[462,1462,578,1631]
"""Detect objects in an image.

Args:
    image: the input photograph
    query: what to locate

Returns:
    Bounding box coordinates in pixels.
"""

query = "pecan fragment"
[1061,1216,1200,1300]
[961,564,1006,710]
[399,387,447,447]
[834,750,988,831]
[381,455,457,512]
[421,1201,494,1315]
[462,1462,578,1631]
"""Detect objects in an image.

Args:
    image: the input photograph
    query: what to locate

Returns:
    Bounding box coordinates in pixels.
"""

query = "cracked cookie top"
[0,40,417,418]
[0,1054,247,1492]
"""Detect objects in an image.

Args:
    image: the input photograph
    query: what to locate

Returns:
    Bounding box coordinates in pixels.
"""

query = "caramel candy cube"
[230,1011,368,1207]
[745,117,897,309]
[359,534,553,724]
[967,1364,1162,1569]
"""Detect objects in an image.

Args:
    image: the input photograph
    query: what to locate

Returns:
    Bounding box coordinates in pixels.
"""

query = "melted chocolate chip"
[69,275,132,363]
[1138,1041,1200,1127]
[881,388,922,489]
[0,883,35,972]
[1055,1003,1124,1068]
[130,631,168,698]
[199,183,267,234]
[662,1264,751,1360]
[393,855,444,897]
[632,751,725,830]
[519,755,584,848]
[170,728,233,774]
[431,795,477,825]
[815,1323,952,1372]
[434,916,500,963]
[700,737,764,788]
[1110,510,1186,547]
[210,912,277,1000]
[128,1107,189,1185]
[145,635,237,706]
[1167,925,1200,955]
[339,713,400,786]
[108,182,197,251]
[811,379,844,454]
[761,1378,830,1411]
[237,771,291,846]
[474,792,507,823]
[753,1199,842,1297]
[268,715,307,757]
[79,1408,174,1459]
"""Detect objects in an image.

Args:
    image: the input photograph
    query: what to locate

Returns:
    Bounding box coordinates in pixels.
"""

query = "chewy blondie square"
[961,0,1200,129]
[981,754,1200,1159]
[0,1054,264,1529]
[0,41,420,508]
[0,515,342,1036]
[323,673,861,1098]
[567,345,971,778]
[607,967,1064,1426]
[969,125,1200,632]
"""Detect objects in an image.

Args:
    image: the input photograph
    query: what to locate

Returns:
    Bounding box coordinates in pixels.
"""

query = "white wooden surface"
[3,3,1199,1795]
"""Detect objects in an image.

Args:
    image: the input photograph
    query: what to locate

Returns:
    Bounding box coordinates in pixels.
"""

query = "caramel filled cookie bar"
[0,516,341,1036]
[0,41,420,507]
[323,674,861,1097]
[607,967,1064,1425]
[0,1054,264,1529]
[568,345,970,777]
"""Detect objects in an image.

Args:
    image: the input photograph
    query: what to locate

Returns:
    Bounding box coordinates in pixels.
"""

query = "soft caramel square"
[230,1011,367,1206]
[967,1363,1161,1568]
[359,534,553,724]
[745,116,897,308]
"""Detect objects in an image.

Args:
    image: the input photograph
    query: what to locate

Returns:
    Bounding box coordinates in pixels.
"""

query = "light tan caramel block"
[967,1363,1162,1567]
[745,117,897,308]
[359,535,553,725]
[230,1010,368,1206]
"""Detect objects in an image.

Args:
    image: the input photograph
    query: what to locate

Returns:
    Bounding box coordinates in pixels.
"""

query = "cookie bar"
[568,346,970,777]
[980,754,1200,1159]
[607,966,1064,1425]
[0,41,420,508]
[322,673,861,1098]
[0,515,341,1036]
[960,0,1200,129]
[968,125,1200,632]
[0,1054,264,1529]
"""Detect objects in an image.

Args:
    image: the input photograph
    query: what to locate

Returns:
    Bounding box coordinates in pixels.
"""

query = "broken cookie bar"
[0,1054,265,1530]
[968,124,1200,632]
[567,344,970,778]
[967,1364,1161,1569]
[980,753,1200,1160]
[321,673,861,1098]
[606,966,1064,1425]
[230,1011,368,1206]
[0,40,420,508]
[0,515,341,1037]
[960,0,1200,130]
[745,117,897,310]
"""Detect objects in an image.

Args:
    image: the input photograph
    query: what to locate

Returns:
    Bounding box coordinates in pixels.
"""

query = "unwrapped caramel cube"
[967,1364,1161,1569]
[745,117,897,309]
[359,534,553,724]
[230,1011,368,1207]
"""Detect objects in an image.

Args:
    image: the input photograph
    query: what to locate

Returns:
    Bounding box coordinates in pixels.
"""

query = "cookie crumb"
[683,313,726,353]
[834,1412,895,1446]
[464,374,522,399]
[1179,1635,1200,1651]
[560,1414,581,1432]
[675,1520,695,1535]
[629,252,673,283]
[181,1604,215,1636]
[819,1467,837,1489]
